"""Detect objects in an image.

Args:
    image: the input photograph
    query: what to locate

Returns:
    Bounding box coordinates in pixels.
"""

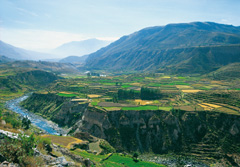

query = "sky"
[0,0,240,51]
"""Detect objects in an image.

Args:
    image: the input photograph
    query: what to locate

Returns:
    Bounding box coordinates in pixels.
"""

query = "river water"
[5,95,67,135]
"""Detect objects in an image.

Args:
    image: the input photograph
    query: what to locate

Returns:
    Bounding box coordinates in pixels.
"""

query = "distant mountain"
[85,22,240,73]
[52,38,111,57]
[59,55,88,64]
[0,40,57,60]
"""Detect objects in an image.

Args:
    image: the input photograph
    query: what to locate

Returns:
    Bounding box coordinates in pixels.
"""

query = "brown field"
[176,85,192,89]
[103,107,121,111]
[182,90,202,93]
[42,135,83,149]
[210,81,224,85]
[87,94,102,98]
[130,82,144,86]
[59,91,75,94]
[175,105,203,111]
[216,107,240,115]
[98,102,136,107]
[214,103,240,112]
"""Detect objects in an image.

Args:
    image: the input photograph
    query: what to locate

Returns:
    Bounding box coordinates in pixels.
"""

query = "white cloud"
[0,28,87,51]
[96,37,119,41]
[16,7,38,17]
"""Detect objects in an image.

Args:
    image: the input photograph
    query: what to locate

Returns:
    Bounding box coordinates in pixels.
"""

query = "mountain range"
[0,40,56,60]
[52,38,111,57]
[85,22,240,74]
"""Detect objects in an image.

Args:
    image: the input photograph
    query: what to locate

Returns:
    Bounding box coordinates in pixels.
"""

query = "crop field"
[1,66,239,117]
[88,94,102,98]
[72,150,165,167]
[122,105,159,110]
[42,135,83,149]
[181,90,202,93]
[57,92,78,97]
[37,72,239,115]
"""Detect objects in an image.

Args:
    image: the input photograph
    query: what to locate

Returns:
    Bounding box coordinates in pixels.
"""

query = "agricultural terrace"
[47,73,240,115]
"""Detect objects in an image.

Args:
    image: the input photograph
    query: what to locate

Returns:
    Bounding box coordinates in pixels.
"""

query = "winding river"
[5,94,67,135]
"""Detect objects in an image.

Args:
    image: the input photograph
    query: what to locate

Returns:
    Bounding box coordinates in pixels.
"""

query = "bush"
[99,140,116,154]
[22,116,31,130]
[0,133,37,166]
[3,111,21,128]
[35,136,52,153]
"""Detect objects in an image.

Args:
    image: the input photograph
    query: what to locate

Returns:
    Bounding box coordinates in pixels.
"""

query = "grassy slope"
[72,149,165,167]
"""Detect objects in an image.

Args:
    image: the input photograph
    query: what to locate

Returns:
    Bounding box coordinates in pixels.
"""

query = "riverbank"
[5,95,68,135]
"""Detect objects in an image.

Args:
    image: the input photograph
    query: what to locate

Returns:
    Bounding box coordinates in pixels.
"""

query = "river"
[5,94,67,135]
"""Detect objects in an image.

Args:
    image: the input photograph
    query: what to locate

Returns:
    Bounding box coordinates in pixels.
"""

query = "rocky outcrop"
[21,93,89,127]
[74,108,240,162]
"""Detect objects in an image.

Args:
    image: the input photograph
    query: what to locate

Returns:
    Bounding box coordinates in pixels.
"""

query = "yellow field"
[210,81,224,85]
[176,85,192,89]
[59,91,74,94]
[198,104,214,110]
[181,90,202,93]
[42,135,83,149]
[87,94,102,98]
[161,76,171,79]
[130,83,144,86]
[135,99,153,105]
[202,103,221,108]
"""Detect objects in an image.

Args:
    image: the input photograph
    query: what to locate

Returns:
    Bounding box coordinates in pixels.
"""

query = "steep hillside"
[1,60,80,74]
[0,55,14,64]
[207,63,240,80]
[85,22,240,73]
[0,40,56,60]
[21,93,240,165]
[0,69,59,95]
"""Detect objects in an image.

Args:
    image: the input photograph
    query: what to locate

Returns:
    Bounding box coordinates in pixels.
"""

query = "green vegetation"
[1,62,240,166]
[122,105,159,110]
[91,101,99,106]
[57,92,78,97]
[140,87,162,100]
[3,111,22,128]
[72,150,165,167]
[99,140,116,154]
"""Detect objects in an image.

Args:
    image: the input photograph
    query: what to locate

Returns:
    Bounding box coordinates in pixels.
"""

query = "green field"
[122,105,159,110]
[91,101,99,106]
[72,150,165,167]
[57,93,78,97]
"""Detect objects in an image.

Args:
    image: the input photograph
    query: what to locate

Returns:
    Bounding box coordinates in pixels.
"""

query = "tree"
[140,87,162,100]
[132,152,139,162]
[133,152,139,159]
[22,117,31,130]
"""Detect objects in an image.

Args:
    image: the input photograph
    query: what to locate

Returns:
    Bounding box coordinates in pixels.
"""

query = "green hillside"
[85,22,240,74]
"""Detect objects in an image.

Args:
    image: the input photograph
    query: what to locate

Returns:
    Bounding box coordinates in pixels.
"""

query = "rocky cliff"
[21,93,88,127]
[22,93,240,164]
[74,109,240,154]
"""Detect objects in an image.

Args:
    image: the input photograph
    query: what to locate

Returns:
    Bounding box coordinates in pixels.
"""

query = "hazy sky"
[1,0,240,51]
